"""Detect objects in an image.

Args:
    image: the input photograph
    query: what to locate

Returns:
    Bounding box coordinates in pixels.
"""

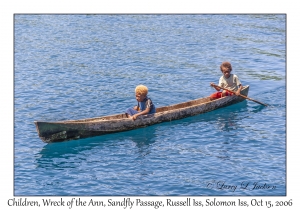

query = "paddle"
[211,83,268,106]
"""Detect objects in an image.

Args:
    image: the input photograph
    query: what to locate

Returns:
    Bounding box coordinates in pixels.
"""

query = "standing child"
[210,61,243,100]
[126,85,156,120]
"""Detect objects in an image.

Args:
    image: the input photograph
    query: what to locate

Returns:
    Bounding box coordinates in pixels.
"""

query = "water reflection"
[127,126,157,155]
[35,124,159,168]
[35,133,116,169]
[124,126,158,179]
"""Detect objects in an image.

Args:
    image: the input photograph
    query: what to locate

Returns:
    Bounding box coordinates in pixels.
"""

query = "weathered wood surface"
[34,86,249,143]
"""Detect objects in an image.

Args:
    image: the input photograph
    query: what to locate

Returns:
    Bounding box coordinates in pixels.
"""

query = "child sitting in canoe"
[126,85,156,120]
[210,61,243,100]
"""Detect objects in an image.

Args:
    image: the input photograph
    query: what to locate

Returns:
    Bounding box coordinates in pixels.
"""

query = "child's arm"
[235,84,243,96]
[132,108,150,120]
[210,83,221,91]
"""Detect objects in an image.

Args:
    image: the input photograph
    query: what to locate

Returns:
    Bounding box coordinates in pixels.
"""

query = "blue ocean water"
[14,14,286,196]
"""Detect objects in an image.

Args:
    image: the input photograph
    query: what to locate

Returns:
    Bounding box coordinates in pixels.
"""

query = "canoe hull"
[35,86,249,143]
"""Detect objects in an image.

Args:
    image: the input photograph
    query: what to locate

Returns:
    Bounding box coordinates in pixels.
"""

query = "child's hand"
[132,114,138,120]
[235,85,242,96]
[210,83,220,91]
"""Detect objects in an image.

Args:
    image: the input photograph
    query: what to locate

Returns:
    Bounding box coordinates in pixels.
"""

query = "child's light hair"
[135,85,148,96]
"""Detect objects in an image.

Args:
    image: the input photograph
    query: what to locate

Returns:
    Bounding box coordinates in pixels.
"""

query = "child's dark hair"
[220,61,232,72]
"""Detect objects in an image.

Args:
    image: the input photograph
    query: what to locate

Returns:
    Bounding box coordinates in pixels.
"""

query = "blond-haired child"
[126,85,156,120]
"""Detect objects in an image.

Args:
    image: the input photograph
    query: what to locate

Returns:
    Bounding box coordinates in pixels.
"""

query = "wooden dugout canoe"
[34,85,249,143]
